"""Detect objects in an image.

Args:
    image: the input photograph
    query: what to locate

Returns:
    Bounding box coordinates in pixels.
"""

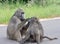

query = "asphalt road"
[0,19,60,44]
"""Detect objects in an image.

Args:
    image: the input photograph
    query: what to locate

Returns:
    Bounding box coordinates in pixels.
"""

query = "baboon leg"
[14,30,21,41]
[36,34,40,44]
[19,33,30,44]
[43,36,57,40]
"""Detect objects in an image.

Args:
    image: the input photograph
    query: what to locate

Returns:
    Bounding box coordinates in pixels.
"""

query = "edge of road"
[0,17,60,26]
[40,17,60,21]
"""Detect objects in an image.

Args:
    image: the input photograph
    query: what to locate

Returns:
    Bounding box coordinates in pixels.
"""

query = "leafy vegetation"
[0,0,60,24]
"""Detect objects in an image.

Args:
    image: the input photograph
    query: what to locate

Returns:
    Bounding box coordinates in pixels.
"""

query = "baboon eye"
[21,12,24,14]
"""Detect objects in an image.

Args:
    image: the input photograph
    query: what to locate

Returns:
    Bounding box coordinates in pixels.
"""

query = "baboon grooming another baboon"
[7,8,57,44]
[19,17,57,44]
[7,8,28,41]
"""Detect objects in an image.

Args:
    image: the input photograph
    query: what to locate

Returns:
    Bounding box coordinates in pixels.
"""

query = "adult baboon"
[19,17,57,44]
[19,17,44,44]
[7,8,28,41]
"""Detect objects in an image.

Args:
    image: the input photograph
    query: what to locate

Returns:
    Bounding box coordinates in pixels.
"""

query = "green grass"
[0,3,60,24]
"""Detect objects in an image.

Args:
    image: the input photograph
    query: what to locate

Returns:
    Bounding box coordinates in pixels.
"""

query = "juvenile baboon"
[19,17,57,44]
[7,8,28,41]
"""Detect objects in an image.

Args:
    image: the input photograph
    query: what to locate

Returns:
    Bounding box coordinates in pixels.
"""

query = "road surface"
[0,19,60,44]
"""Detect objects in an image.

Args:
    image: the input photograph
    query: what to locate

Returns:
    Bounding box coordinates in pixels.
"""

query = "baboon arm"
[17,18,31,31]
[17,19,28,31]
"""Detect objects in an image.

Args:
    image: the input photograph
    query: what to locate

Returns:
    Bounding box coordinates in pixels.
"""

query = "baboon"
[7,8,28,41]
[19,17,57,44]
[19,17,44,44]
[7,8,57,43]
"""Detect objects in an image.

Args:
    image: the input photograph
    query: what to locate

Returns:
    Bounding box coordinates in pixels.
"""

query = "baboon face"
[14,8,25,20]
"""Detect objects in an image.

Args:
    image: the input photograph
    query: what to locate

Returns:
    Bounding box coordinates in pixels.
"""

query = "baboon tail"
[43,36,58,40]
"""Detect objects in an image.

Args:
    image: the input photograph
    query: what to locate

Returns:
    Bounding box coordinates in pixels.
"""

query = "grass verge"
[0,3,60,24]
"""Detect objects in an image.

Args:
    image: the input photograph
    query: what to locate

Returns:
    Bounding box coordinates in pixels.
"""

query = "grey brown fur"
[19,17,57,44]
[7,8,28,41]
[7,8,57,43]
[19,17,43,44]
